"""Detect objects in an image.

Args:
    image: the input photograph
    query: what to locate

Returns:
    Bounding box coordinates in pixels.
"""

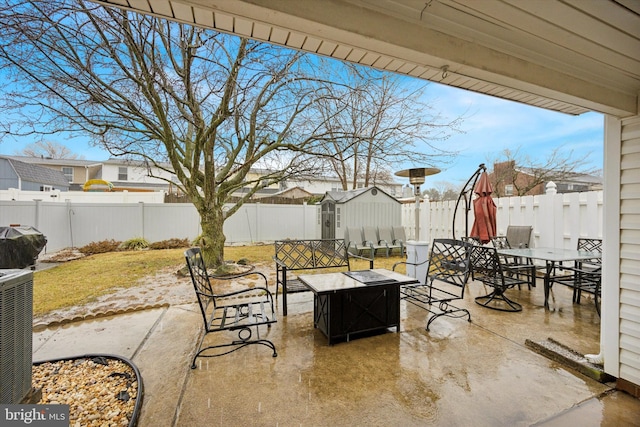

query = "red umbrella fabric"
[470,171,497,244]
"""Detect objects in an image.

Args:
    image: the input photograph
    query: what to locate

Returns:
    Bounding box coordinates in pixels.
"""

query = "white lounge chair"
[378,226,403,256]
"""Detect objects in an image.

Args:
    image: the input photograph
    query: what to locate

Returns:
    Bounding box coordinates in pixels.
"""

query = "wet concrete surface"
[33,276,640,426]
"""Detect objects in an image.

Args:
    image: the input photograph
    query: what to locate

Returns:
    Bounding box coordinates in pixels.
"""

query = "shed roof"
[321,186,399,204]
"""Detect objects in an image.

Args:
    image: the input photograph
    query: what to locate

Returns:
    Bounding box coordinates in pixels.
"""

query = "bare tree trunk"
[198,207,226,267]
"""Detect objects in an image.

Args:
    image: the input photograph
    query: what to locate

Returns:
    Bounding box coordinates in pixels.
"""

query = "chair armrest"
[392,258,428,271]
[347,252,374,269]
[197,285,273,300]
[209,271,272,295]
[273,257,288,269]
[219,287,275,305]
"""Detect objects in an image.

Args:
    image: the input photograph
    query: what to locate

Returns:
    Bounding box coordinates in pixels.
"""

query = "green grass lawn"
[33,245,406,316]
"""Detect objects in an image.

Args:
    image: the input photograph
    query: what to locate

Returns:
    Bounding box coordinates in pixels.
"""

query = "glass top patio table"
[496,247,601,308]
[497,247,601,263]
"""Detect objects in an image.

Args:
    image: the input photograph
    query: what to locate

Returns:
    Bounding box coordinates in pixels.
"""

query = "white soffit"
[90,0,640,118]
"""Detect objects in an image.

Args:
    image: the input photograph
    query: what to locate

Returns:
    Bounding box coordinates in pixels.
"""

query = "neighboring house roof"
[266,186,314,199]
[3,157,70,188]
[513,167,603,189]
[6,155,173,170]
[321,186,399,204]
[5,155,99,167]
[102,157,175,170]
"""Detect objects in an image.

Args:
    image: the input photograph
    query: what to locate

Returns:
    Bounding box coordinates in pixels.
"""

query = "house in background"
[99,158,176,192]
[4,155,176,193]
[0,156,70,193]
[4,156,102,191]
[490,161,603,197]
[254,186,315,204]
[6,155,405,199]
[284,173,403,198]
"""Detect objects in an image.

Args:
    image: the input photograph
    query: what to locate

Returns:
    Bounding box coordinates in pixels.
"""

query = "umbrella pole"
[452,164,487,240]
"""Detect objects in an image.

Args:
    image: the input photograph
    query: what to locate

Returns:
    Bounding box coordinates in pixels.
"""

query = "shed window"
[505,184,514,196]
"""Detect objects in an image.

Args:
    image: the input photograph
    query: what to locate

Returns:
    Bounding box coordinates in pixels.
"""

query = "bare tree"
[20,140,81,159]
[488,147,601,197]
[423,188,442,202]
[423,180,460,201]
[314,70,464,190]
[0,0,358,265]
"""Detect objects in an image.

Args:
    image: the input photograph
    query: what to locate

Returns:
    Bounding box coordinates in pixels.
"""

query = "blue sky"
[0,78,604,188]
[406,82,604,187]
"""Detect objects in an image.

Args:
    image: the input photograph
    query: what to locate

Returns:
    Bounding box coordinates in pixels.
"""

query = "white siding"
[618,115,640,386]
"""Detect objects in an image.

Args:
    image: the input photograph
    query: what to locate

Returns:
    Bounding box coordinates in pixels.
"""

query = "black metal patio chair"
[549,238,602,316]
[185,247,277,368]
[395,238,473,330]
[471,245,530,312]
[490,235,537,289]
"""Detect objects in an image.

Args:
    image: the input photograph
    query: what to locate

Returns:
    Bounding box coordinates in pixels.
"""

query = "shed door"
[321,202,335,239]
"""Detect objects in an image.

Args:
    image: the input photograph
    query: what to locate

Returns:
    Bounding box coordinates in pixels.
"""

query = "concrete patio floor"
[33,277,640,426]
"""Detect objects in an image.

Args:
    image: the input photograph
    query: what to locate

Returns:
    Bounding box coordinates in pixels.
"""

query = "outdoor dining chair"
[461,236,484,283]
[505,225,533,249]
[549,238,602,316]
[490,235,537,289]
[471,245,530,312]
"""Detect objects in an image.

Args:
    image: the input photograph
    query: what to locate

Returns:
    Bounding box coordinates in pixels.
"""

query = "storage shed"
[319,186,401,239]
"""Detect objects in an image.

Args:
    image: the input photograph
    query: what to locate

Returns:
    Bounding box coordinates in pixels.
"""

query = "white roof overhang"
[91,0,640,118]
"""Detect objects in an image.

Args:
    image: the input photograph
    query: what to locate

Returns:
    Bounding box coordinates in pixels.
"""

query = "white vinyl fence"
[0,200,319,253]
[0,184,602,254]
[404,183,603,250]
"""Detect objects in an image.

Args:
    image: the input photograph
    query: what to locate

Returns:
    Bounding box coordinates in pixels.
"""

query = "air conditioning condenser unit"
[0,269,34,404]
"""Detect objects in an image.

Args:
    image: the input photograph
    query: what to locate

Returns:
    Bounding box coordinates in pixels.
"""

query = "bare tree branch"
[313,69,465,189]
[20,140,82,159]
[488,146,601,196]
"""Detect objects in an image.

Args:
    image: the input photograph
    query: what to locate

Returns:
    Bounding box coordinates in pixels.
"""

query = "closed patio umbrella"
[470,171,496,244]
